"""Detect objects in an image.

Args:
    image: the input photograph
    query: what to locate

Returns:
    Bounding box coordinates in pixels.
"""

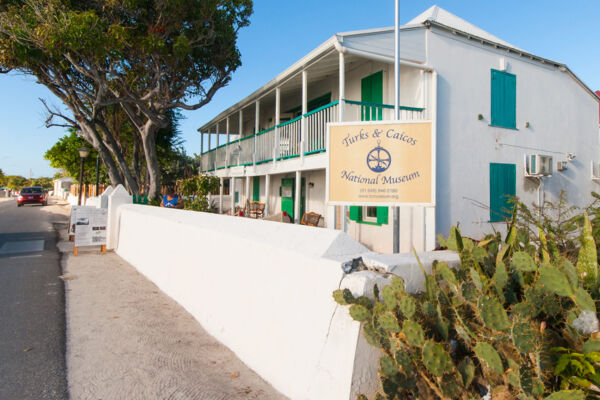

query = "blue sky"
[1,0,600,178]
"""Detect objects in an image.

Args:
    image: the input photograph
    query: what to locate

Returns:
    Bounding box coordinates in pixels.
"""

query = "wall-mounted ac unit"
[592,161,600,181]
[525,154,553,177]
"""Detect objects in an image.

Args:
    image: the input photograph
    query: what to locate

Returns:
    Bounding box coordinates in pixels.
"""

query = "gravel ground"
[57,210,286,400]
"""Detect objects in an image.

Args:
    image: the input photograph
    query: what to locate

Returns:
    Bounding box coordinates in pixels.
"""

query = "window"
[489,163,516,222]
[490,69,516,129]
[349,206,388,225]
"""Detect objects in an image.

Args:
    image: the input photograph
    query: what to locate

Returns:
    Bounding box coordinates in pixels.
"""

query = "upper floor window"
[491,69,516,129]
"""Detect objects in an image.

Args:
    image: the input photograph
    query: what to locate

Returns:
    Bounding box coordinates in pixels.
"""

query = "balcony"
[200,99,426,173]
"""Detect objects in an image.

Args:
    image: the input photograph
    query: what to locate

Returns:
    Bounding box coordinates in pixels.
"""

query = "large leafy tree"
[0,0,252,198]
[0,168,5,186]
[44,130,109,184]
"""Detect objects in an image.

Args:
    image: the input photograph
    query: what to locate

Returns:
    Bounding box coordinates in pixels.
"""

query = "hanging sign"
[326,121,434,206]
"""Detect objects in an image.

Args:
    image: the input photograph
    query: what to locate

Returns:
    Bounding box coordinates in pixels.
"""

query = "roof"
[199,6,599,131]
[407,5,521,50]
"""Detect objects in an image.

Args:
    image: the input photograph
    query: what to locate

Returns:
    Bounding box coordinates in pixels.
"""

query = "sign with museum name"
[327,121,433,206]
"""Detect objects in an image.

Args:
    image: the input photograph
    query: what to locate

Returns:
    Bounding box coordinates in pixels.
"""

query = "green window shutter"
[490,163,516,222]
[376,206,388,225]
[349,206,362,222]
[491,69,516,129]
[361,71,383,121]
[234,191,239,203]
[253,176,260,201]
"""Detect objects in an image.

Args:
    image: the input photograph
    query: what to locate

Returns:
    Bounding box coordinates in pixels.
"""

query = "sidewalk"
[56,219,286,399]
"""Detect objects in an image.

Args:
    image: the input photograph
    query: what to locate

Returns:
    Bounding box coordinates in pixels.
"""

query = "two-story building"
[198,6,600,253]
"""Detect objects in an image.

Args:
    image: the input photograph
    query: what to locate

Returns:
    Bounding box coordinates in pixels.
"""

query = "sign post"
[72,207,108,255]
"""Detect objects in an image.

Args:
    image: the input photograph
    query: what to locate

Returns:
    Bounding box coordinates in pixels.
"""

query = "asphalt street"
[0,197,69,400]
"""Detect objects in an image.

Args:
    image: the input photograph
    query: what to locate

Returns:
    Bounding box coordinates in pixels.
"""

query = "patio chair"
[300,212,322,227]
[248,201,265,218]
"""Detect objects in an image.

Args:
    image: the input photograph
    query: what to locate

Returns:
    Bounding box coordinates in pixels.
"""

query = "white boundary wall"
[114,205,460,399]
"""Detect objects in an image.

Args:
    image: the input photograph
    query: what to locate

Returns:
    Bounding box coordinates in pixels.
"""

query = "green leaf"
[470,267,483,292]
[349,304,370,322]
[512,251,537,272]
[554,354,571,375]
[539,264,573,297]
[577,212,598,289]
[475,342,504,374]
[512,322,537,354]
[543,390,585,400]
[436,262,458,291]
[583,339,600,354]
[332,290,347,305]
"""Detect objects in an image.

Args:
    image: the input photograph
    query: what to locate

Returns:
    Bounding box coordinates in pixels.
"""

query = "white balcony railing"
[200,100,425,171]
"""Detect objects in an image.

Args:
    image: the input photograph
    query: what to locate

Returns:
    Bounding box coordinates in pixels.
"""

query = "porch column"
[265,174,271,217]
[200,131,204,154]
[254,100,260,164]
[216,121,220,148]
[338,51,345,122]
[238,109,243,166]
[219,177,223,214]
[230,177,236,215]
[274,87,280,162]
[294,170,301,224]
[245,176,250,206]
[301,70,307,159]
[226,116,230,166]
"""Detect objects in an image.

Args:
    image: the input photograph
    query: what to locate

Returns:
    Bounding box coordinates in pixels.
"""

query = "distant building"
[52,177,73,199]
[198,6,600,253]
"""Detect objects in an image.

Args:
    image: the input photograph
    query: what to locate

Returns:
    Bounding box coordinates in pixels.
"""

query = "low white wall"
[115,205,460,399]
[116,205,376,399]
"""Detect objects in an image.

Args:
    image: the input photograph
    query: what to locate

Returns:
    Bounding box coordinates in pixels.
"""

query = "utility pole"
[393,0,400,253]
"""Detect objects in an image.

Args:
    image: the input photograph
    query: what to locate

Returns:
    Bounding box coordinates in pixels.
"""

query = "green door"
[361,70,383,121]
[280,178,305,221]
[253,176,260,201]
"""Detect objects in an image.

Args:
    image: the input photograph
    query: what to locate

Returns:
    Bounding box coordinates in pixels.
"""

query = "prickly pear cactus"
[333,211,597,399]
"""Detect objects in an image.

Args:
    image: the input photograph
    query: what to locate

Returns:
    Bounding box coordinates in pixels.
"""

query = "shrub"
[177,175,219,212]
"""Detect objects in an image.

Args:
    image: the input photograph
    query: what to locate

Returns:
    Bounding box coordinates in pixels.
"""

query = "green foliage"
[178,175,220,212]
[334,195,600,399]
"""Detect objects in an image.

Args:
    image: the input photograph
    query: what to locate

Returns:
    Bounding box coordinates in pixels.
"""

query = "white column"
[245,176,251,206]
[216,121,220,147]
[254,100,260,164]
[226,116,230,167]
[239,109,243,138]
[338,51,345,122]
[274,87,280,162]
[426,70,438,251]
[301,70,307,159]
[219,177,224,214]
[294,170,301,224]
[265,174,271,217]
[231,177,236,215]
[200,131,204,154]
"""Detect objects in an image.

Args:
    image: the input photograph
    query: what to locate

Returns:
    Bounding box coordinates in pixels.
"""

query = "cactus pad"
[479,297,510,331]
[422,340,450,377]
[475,342,503,375]
[349,304,371,322]
[539,264,573,297]
[379,312,401,333]
[512,322,536,354]
[512,251,537,272]
[382,286,397,311]
[402,320,424,347]
[458,357,475,388]
[379,355,398,377]
[399,295,416,319]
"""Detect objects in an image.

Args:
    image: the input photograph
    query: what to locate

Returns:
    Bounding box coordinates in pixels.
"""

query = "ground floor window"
[349,206,388,225]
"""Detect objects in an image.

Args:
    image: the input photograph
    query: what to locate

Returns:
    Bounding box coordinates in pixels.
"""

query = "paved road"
[0,197,70,400]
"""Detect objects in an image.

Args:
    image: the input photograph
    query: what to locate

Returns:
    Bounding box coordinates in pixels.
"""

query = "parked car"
[17,187,48,207]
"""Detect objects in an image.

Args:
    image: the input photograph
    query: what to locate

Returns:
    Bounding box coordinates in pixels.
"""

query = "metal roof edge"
[425,20,599,101]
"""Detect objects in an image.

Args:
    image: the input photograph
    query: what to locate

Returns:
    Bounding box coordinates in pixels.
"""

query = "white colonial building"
[198,6,600,253]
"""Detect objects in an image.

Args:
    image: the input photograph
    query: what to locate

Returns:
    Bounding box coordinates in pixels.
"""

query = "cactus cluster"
[335,208,600,400]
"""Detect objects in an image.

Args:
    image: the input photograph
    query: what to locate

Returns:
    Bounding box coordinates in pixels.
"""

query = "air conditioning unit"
[525,154,553,177]
[592,161,600,181]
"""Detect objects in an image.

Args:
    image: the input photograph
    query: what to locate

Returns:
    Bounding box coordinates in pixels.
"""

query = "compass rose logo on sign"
[366,140,391,173]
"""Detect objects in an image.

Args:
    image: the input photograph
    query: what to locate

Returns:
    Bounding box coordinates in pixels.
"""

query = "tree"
[5,175,27,190]
[0,0,252,199]
[0,168,5,186]
[44,130,109,184]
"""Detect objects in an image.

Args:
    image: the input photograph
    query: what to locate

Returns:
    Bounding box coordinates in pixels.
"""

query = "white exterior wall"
[428,28,600,239]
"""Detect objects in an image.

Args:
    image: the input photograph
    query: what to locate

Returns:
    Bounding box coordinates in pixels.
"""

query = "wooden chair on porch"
[300,212,322,227]
[248,201,265,218]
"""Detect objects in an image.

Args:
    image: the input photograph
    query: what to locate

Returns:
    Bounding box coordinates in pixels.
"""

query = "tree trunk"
[140,121,162,199]
[132,132,142,185]
[78,122,124,188]
[96,120,140,194]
